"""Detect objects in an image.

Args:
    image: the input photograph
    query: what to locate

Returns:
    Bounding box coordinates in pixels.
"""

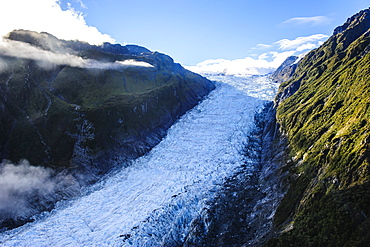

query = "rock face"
[270,56,299,84]
[0,30,215,229]
[265,8,370,246]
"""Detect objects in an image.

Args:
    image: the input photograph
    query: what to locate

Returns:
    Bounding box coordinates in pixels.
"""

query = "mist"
[0,38,153,71]
[0,159,55,223]
[0,159,84,230]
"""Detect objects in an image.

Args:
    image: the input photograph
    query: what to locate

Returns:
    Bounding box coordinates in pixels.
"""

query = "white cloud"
[275,34,328,51]
[258,53,269,60]
[0,38,153,71]
[186,34,329,77]
[281,16,332,27]
[0,159,55,218]
[0,0,114,45]
[254,43,272,50]
[186,50,295,77]
[296,43,317,52]
[74,0,87,9]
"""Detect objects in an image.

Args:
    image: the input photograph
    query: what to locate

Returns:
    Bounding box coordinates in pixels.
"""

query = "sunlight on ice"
[0,75,279,246]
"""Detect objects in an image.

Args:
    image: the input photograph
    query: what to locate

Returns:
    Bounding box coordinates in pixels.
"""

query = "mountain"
[270,56,299,84]
[265,7,370,246]
[1,6,369,243]
[0,30,215,229]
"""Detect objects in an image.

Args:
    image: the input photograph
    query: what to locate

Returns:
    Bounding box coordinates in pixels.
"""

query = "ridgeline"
[267,7,370,247]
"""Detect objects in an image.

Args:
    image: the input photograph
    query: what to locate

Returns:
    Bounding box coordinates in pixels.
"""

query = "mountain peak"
[270,56,299,84]
[333,7,370,35]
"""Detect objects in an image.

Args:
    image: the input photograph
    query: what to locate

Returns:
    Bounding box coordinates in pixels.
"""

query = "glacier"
[0,75,279,247]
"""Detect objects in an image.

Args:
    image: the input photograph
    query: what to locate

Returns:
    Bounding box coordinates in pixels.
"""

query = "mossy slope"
[266,8,370,247]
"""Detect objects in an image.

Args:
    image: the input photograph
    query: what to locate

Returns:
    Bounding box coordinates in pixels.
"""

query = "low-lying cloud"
[0,159,55,220]
[0,159,83,229]
[186,34,328,77]
[0,38,153,71]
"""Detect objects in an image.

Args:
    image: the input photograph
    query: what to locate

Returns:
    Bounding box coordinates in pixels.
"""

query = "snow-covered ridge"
[0,75,279,246]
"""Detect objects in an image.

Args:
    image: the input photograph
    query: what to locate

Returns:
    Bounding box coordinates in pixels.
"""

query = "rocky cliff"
[265,8,370,246]
[0,30,215,229]
[270,56,299,84]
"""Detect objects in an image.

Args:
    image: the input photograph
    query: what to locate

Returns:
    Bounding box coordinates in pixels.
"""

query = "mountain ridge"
[265,7,370,246]
[0,30,215,230]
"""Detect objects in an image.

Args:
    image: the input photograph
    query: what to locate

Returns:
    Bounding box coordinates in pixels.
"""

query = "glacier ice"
[0,75,279,246]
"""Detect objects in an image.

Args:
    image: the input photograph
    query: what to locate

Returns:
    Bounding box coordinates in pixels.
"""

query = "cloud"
[296,43,318,52]
[186,51,295,77]
[0,38,153,70]
[0,158,88,228]
[73,0,87,9]
[281,16,332,27]
[0,38,86,68]
[186,34,329,77]
[0,0,114,45]
[275,34,329,51]
[0,159,55,220]
[254,43,273,50]
[116,60,154,68]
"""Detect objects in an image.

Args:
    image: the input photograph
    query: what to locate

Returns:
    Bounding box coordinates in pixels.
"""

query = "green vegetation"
[0,30,214,175]
[266,9,370,247]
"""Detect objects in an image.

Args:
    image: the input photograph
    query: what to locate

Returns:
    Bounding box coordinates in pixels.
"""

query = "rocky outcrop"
[270,56,298,84]
[0,30,215,230]
[265,8,370,246]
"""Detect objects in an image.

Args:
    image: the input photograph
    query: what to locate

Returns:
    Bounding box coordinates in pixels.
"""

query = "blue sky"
[0,0,369,69]
[61,0,369,65]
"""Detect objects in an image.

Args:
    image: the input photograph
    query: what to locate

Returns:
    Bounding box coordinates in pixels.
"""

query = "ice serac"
[0,30,214,229]
[265,8,370,246]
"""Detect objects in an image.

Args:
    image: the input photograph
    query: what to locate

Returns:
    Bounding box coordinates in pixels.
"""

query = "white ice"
[0,75,279,247]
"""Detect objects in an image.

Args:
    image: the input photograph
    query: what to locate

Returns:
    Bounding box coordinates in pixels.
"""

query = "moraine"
[0,75,278,247]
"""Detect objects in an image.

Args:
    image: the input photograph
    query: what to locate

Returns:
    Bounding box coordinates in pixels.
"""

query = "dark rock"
[98,42,130,55]
[270,56,299,84]
[333,8,370,35]
[125,44,151,55]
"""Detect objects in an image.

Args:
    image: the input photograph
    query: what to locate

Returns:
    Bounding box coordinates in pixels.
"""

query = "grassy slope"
[266,11,370,247]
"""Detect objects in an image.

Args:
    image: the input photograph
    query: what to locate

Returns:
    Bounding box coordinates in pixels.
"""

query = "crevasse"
[0,75,278,247]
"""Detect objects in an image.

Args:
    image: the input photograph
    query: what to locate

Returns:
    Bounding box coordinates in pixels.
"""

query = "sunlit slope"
[267,8,370,246]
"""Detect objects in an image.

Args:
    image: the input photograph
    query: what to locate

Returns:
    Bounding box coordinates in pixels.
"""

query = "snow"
[0,75,279,246]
